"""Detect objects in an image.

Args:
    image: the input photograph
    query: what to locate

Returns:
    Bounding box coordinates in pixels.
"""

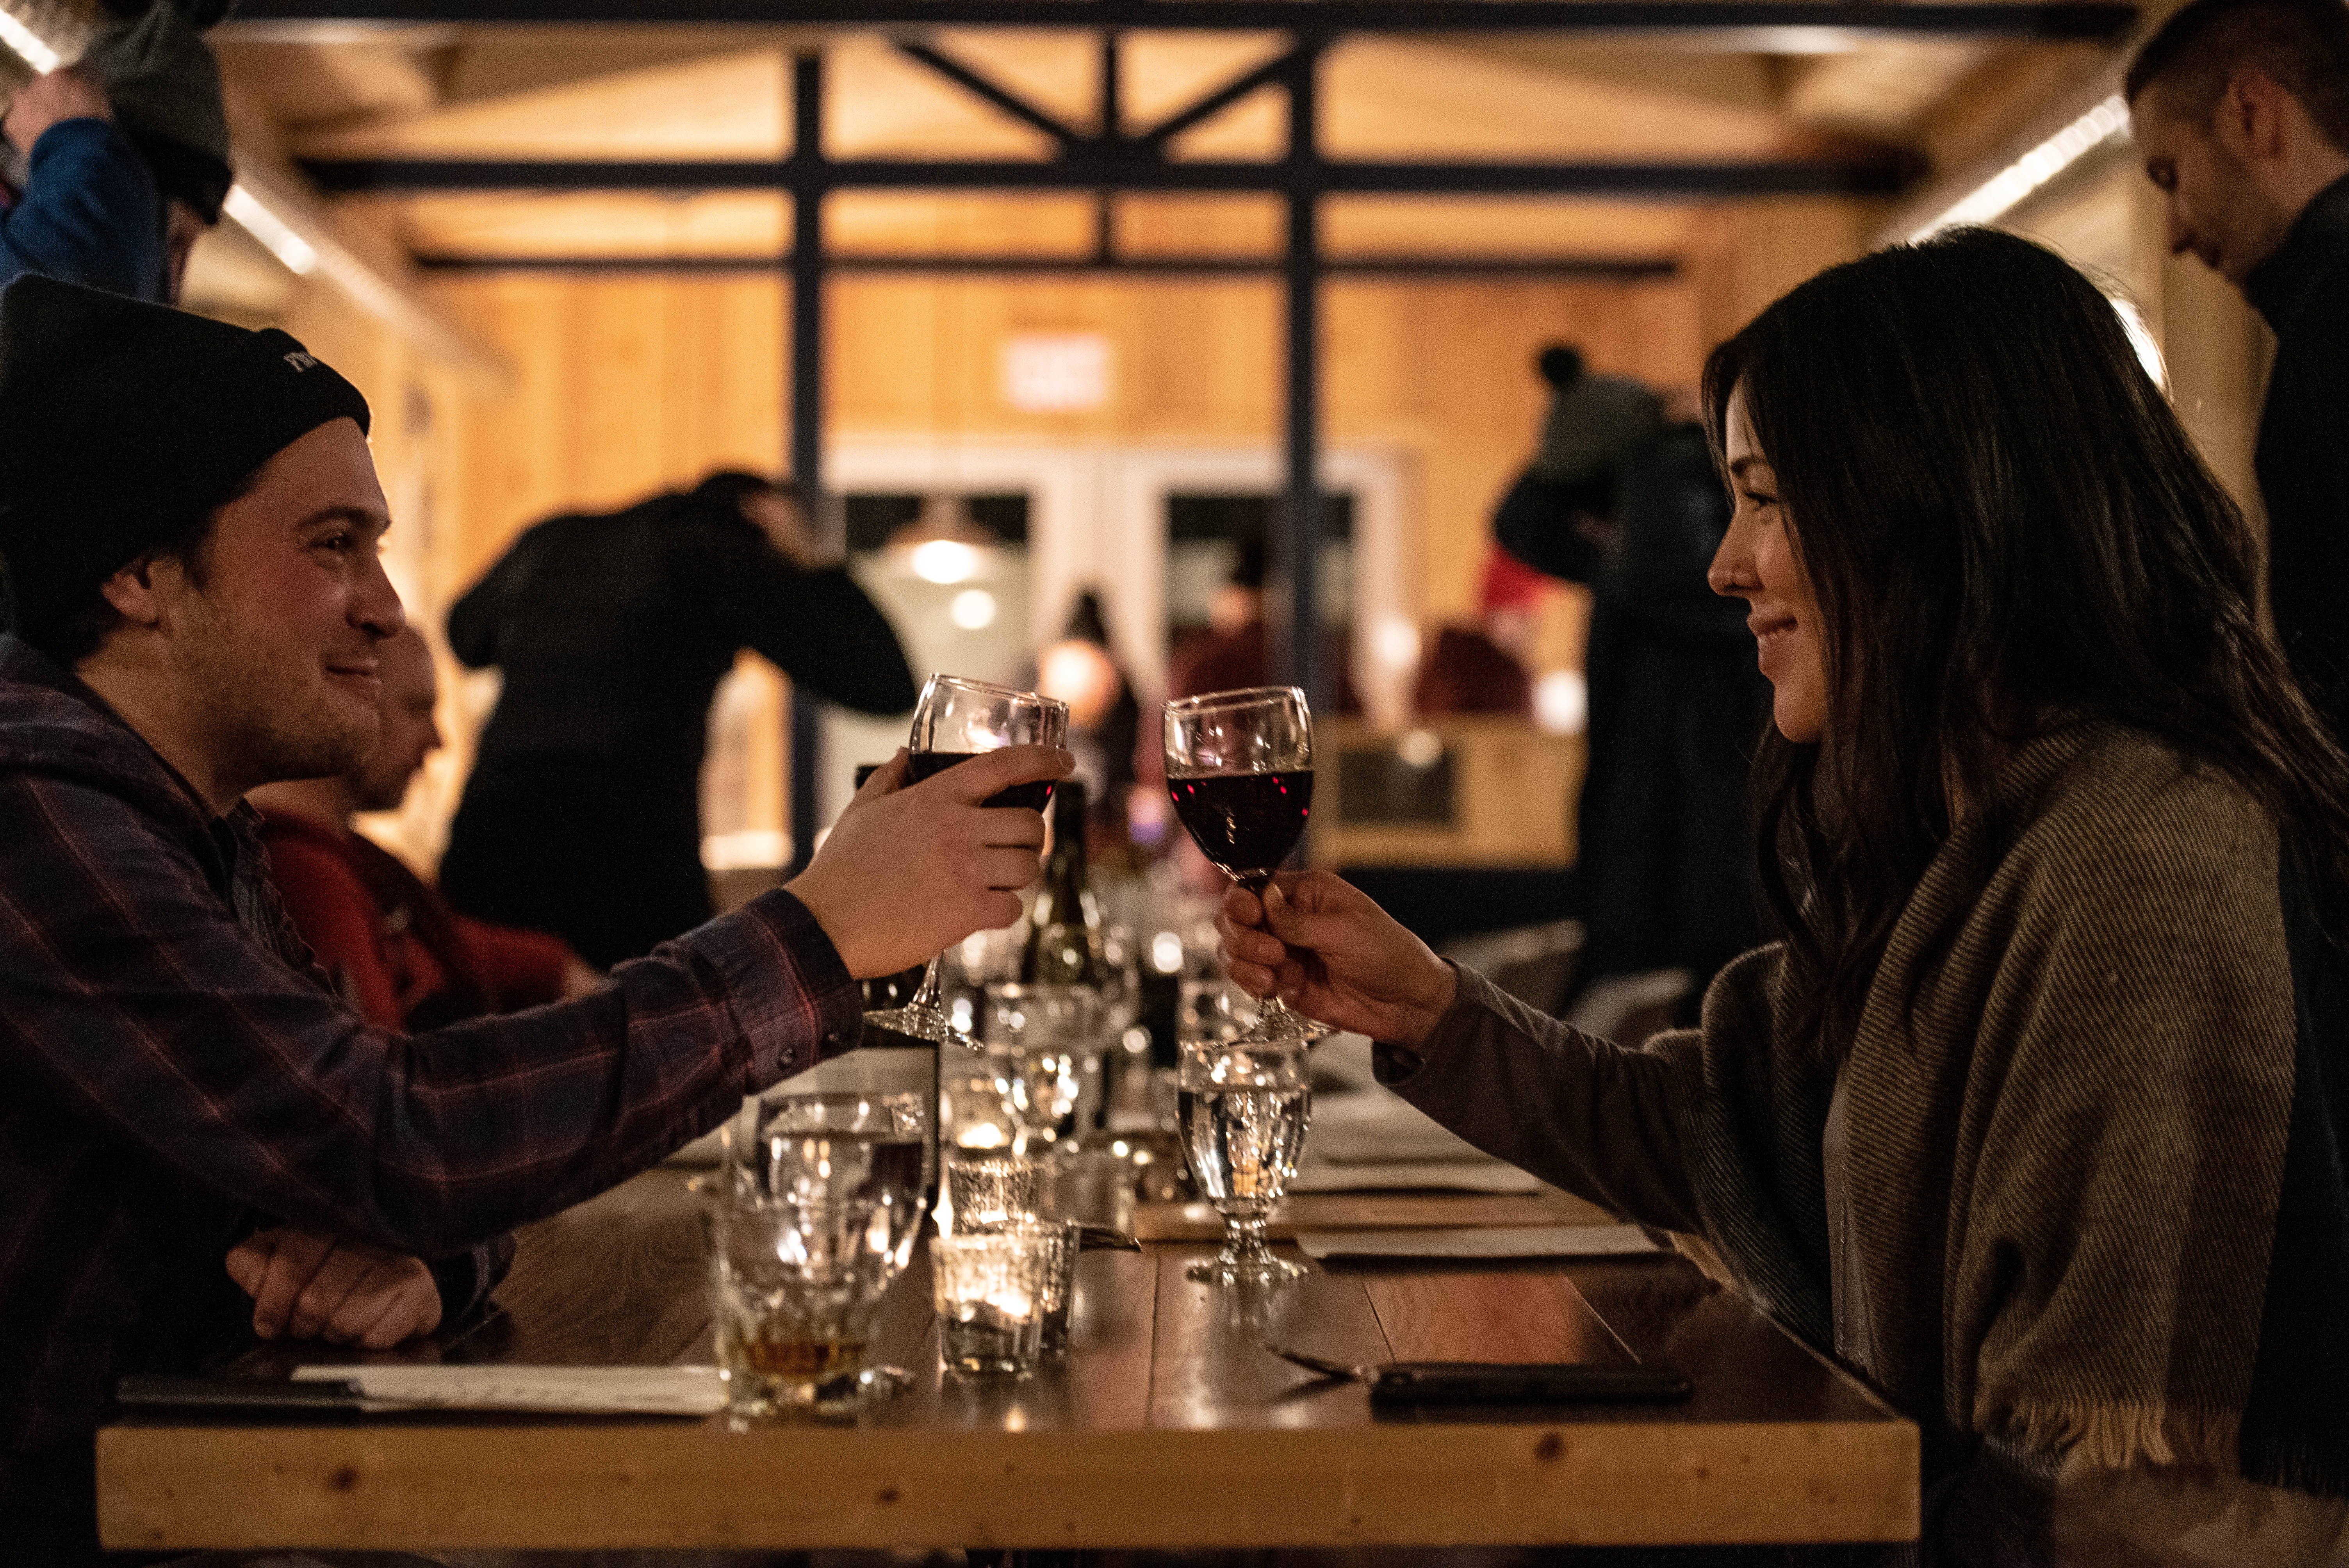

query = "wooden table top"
[98,1167,1918,1554]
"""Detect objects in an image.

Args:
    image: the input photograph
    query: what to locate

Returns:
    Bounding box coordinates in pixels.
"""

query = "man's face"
[162,419,404,793]
[349,631,440,814]
[2133,78,2294,284]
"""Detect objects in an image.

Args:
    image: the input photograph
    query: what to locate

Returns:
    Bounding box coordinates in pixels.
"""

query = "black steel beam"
[228,1,2138,43]
[410,251,1680,277]
[788,49,826,877]
[1138,48,1301,149]
[303,154,1921,196]
[1277,43,1323,710]
[895,41,1082,145]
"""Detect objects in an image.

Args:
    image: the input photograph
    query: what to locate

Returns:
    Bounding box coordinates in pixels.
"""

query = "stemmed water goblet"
[1179,1039,1312,1285]
[864,675,1069,1053]
[1161,685,1325,1048]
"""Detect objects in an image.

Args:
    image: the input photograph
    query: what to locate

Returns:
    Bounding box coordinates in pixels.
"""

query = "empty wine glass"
[1162,686,1325,1047]
[865,675,1069,1052]
[1179,1039,1312,1285]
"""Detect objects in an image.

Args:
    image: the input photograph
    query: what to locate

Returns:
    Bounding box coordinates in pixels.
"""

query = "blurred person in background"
[252,627,601,1033]
[1501,369,1769,1019]
[440,471,918,969]
[1412,546,1540,717]
[0,0,230,302]
[1166,532,1360,711]
[2129,0,2349,735]
[1034,588,1141,838]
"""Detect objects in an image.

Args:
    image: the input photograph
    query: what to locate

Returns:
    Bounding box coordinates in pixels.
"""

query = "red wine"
[1168,770,1313,891]
[908,750,1055,812]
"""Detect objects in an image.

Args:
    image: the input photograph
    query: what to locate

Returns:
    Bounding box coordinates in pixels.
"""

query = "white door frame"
[829,437,1411,716]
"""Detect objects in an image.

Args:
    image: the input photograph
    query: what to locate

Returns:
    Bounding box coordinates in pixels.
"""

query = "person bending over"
[252,626,602,1032]
[440,470,920,968]
[0,274,1068,1565]
[1220,229,2349,1564]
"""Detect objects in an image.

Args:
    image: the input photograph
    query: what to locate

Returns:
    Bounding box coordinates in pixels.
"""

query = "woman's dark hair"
[1703,225,2349,1060]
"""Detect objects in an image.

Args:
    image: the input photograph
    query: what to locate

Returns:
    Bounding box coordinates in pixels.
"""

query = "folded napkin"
[1294,1224,1663,1261]
[1310,1089,1493,1165]
[1287,1159,1543,1195]
[291,1364,725,1415]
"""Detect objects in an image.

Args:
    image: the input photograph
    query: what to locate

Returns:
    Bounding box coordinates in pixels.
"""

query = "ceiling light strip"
[1908,93,2130,241]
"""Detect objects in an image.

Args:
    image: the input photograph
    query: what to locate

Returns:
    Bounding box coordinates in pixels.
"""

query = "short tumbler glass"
[708,1195,884,1423]
[932,1231,1049,1376]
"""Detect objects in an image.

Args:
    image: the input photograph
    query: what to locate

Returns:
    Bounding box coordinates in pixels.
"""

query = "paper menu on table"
[291,1364,724,1415]
[1308,1088,1493,1165]
[1294,1224,1664,1261]
[1286,1159,1543,1194]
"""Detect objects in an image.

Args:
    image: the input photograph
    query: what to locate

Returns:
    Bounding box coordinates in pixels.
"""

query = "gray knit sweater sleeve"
[1373,963,1710,1233]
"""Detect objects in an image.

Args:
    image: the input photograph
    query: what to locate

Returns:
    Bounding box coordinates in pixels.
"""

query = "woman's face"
[1709,385,1828,743]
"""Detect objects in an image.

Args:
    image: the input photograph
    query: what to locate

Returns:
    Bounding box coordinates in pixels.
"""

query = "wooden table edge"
[99,1413,1920,1552]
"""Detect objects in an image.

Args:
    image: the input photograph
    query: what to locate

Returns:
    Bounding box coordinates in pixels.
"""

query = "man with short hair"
[0,274,1066,1563]
[252,627,602,1032]
[1,0,233,301]
[2128,0,2349,729]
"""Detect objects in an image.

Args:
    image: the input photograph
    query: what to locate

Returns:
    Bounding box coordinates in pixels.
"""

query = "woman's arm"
[1221,871,1707,1231]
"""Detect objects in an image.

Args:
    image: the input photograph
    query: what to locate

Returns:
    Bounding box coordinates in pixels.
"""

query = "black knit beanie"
[78,0,235,224]
[0,274,371,652]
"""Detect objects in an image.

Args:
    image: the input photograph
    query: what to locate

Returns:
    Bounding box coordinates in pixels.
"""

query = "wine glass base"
[863,1004,980,1053]
[1187,1249,1306,1286]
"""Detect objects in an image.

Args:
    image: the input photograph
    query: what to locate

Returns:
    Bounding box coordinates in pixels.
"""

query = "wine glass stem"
[906,958,946,1018]
[1224,1212,1270,1264]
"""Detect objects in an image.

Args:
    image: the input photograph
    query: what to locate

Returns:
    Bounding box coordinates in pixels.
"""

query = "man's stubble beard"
[171,592,380,792]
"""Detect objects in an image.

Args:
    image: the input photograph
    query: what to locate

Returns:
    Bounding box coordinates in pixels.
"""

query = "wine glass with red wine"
[865,675,1069,1051]
[1162,686,1326,1048]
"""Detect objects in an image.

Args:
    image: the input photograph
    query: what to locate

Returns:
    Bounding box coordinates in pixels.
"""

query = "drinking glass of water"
[1178,1039,1312,1285]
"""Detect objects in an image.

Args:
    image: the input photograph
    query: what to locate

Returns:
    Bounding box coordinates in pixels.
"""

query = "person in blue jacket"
[0,0,232,303]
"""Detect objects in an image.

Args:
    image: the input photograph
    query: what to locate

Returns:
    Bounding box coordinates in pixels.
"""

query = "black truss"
[304,153,1921,196]
[228,0,2137,42]
[411,251,1679,277]
[893,41,1082,144]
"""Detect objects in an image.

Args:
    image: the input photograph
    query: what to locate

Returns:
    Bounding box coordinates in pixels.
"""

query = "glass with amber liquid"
[709,1092,924,1422]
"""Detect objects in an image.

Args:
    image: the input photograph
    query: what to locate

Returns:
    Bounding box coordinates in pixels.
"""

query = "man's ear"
[96,554,180,631]
[2221,67,2292,161]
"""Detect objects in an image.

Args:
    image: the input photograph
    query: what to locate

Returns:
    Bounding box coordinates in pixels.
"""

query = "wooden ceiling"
[201,15,2123,279]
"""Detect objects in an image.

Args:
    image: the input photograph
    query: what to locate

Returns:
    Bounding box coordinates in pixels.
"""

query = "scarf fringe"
[2005,1400,2241,1473]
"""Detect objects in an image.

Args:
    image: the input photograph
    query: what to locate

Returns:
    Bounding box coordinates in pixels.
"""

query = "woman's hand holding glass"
[1216,870,1458,1048]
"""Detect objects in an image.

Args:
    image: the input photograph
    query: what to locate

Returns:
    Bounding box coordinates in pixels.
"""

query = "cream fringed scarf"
[1668,724,2347,1496]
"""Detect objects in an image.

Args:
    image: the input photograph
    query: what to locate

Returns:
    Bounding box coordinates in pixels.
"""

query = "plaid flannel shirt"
[0,636,862,1559]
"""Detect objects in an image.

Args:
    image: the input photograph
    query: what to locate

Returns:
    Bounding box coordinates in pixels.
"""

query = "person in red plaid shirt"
[0,274,1068,1564]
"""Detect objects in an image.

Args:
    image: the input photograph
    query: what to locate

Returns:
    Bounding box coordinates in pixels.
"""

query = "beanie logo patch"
[283,351,319,372]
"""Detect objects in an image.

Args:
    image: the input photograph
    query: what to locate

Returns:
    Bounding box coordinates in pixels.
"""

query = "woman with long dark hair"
[1219,227,2349,1561]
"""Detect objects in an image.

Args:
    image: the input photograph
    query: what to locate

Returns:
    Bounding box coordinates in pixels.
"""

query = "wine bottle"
[1019,780,1109,987]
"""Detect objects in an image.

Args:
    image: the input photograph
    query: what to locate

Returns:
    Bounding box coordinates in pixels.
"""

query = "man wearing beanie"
[1,0,235,301]
[0,275,1068,1561]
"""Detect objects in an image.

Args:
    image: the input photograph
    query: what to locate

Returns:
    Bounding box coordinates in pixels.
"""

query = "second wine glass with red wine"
[1162,685,1326,1047]
[865,675,1069,1051]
